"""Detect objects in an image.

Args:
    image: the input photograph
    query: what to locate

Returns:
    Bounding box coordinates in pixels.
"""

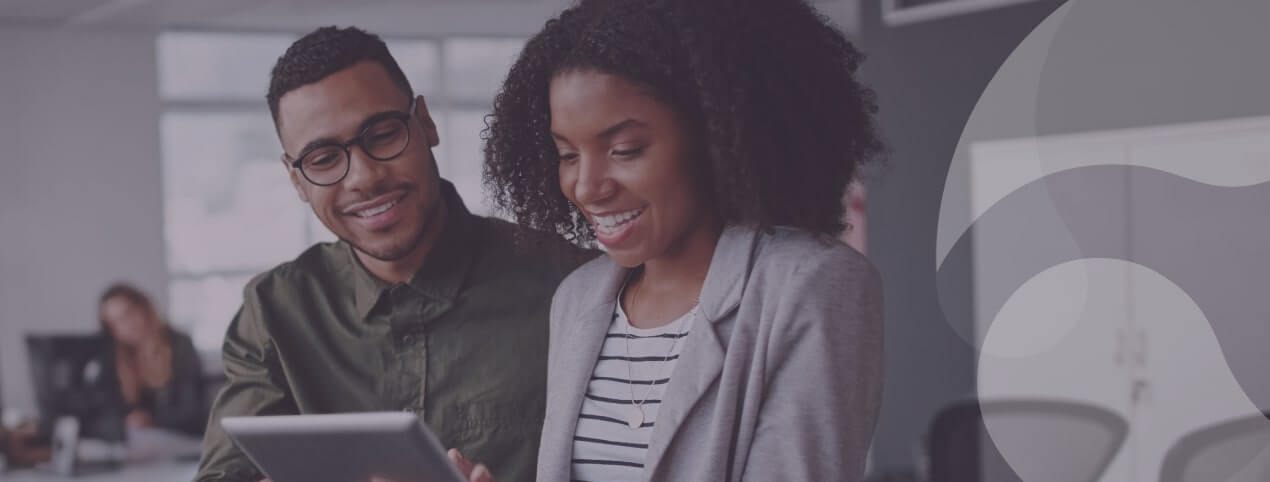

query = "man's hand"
[447,449,495,482]
[363,449,494,482]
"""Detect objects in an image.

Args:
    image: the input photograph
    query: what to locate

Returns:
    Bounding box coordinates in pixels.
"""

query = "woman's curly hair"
[484,0,883,244]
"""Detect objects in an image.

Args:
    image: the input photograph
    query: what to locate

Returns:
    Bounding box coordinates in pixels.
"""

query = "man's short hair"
[267,26,413,127]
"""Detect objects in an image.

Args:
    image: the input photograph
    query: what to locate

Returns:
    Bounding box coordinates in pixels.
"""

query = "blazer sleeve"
[537,269,576,482]
[741,249,885,482]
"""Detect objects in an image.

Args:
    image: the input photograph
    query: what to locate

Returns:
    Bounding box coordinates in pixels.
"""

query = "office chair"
[1160,411,1270,482]
[924,398,1127,482]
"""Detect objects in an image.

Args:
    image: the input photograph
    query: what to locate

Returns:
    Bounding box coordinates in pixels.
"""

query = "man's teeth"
[356,199,398,217]
[594,208,645,233]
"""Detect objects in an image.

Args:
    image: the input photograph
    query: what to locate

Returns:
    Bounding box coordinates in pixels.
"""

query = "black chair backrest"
[926,398,1128,482]
[1160,411,1270,482]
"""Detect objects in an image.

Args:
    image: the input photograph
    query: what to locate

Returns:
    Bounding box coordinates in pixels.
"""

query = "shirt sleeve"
[740,249,885,482]
[195,279,298,482]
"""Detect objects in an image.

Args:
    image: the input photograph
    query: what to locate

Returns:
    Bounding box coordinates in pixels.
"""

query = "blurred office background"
[3,0,1270,480]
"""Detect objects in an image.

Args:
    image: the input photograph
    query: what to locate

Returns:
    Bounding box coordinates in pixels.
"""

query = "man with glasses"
[196,26,592,482]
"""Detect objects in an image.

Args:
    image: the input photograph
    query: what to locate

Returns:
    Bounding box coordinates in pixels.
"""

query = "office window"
[158,32,524,350]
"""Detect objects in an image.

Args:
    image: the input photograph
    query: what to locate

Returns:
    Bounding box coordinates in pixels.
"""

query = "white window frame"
[882,0,1043,27]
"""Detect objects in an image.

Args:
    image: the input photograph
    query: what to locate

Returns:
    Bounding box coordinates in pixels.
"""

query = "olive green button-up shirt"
[196,182,593,482]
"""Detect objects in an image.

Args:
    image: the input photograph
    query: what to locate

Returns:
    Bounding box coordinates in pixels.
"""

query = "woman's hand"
[125,409,155,429]
[448,449,495,482]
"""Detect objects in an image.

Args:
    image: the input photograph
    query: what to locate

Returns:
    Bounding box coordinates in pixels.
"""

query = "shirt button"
[402,334,415,345]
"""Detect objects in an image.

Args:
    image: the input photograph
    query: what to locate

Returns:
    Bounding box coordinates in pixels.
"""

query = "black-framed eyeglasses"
[284,100,415,186]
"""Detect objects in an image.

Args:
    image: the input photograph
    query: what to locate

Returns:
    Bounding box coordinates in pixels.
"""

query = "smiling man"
[195,26,592,482]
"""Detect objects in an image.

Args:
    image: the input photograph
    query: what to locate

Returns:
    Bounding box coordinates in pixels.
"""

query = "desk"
[1,461,197,481]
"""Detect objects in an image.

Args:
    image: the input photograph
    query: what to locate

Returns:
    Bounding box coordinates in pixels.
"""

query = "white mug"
[51,416,80,476]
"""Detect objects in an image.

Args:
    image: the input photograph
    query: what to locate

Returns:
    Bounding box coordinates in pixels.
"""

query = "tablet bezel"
[222,412,466,482]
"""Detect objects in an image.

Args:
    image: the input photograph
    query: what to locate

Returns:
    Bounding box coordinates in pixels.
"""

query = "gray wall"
[1033,0,1270,137]
[857,0,1066,469]
[0,27,167,416]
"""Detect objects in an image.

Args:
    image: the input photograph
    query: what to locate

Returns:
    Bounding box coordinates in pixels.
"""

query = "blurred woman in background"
[97,282,206,437]
[1,283,206,469]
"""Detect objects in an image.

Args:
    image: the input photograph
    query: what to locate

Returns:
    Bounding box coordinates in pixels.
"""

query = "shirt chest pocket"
[443,397,546,446]
[440,396,546,482]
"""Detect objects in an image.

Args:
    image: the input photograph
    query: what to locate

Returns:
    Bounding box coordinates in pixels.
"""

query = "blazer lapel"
[643,225,759,477]
[538,261,630,481]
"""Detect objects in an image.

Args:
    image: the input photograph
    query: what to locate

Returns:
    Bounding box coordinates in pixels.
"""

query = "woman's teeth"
[594,207,646,234]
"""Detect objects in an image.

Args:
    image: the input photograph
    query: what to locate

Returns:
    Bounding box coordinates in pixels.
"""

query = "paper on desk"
[122,427,204,462]
[76,438,126,463]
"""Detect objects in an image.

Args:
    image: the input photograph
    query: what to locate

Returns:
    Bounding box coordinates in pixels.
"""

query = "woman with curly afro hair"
[453,0,885,480]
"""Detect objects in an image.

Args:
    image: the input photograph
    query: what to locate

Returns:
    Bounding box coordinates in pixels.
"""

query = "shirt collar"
[345,180,479,321]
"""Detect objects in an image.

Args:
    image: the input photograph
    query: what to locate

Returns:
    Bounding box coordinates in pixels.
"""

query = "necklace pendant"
[627,406,645,429]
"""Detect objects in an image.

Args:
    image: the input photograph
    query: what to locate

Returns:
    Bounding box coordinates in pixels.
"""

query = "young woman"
[456,0,885,480]
[97,283,206,437]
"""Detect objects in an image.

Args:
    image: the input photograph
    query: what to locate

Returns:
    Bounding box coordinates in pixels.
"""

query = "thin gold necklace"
[621,270,696,429]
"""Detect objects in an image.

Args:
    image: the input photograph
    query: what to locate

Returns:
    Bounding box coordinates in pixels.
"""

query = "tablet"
[221,412,466,482]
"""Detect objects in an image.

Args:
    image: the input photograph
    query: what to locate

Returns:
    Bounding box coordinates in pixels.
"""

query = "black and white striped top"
[570,301,695,482]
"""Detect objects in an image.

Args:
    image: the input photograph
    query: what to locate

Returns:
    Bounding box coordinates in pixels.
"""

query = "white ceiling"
[2,0,257,25]
[0,0,859,37]
[0,0,569,35]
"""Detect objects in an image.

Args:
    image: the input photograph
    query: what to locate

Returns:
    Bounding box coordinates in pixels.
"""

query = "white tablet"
[221,412,466,482]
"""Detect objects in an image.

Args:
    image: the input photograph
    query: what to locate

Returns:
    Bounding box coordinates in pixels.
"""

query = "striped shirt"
[570,300,696,482]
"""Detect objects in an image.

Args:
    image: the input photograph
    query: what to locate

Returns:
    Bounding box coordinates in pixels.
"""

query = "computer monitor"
[24,334,124,442]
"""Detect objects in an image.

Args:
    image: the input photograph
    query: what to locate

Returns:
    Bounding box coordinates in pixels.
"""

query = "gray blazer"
[538,225,884,481]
